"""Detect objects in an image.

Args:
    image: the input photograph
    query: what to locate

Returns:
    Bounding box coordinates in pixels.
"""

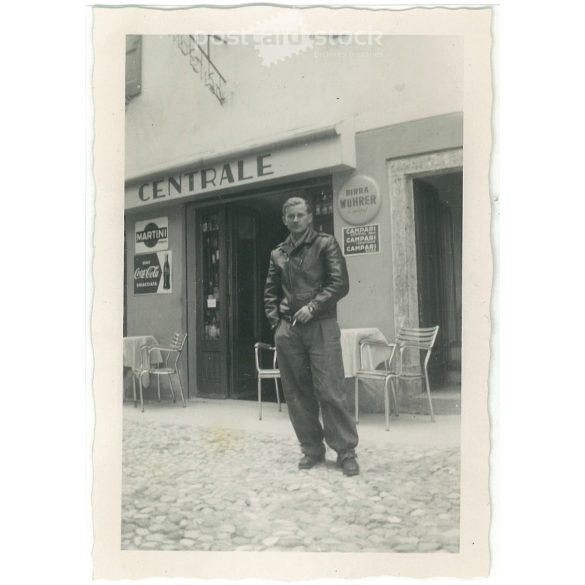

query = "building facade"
[124,34,463,407]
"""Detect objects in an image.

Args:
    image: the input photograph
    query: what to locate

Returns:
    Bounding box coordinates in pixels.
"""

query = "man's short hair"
[282,196,312,216]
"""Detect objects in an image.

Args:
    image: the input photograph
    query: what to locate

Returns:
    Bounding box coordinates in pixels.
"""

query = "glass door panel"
[196,207,228,397]
[201,213,221,341]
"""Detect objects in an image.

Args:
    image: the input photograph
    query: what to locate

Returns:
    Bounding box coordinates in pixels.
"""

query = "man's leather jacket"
[264,227,349,329]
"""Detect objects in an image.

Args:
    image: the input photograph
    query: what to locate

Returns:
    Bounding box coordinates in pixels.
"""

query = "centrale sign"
[125,129,357,209]
[131,154,274,205]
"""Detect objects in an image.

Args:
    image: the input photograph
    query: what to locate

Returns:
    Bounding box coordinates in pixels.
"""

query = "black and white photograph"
[91,5,492,579]
[11,2,585,585]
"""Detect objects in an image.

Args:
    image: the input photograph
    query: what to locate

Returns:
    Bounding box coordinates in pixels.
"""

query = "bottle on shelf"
[315,195,322,216]
[320,192,327,215]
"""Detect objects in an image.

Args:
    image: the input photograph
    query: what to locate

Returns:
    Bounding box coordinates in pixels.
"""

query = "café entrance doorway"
[187,178,334,401]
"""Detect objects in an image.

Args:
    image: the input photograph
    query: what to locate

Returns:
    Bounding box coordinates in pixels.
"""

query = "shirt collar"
[282,226,318,253]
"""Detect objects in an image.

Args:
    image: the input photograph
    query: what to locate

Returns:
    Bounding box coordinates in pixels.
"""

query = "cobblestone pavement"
[122,418,460,552]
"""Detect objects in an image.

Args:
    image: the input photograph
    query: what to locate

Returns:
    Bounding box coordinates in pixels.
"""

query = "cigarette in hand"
[292,318,297,327]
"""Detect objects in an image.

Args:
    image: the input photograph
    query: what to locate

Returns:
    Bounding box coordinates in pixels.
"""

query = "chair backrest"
[254,342,278,372]
[397,326,439,350]
[169,332,187,352]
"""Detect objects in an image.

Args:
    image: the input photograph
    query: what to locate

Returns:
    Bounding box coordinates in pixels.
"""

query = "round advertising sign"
[337,175,381,225]
[141,222,164,248]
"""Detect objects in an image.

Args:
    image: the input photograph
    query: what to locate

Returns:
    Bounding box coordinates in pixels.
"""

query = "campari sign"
[342,224,380,256]
[134,251,172,295]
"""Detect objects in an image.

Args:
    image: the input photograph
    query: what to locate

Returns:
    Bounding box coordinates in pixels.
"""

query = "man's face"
[283,202,312,236]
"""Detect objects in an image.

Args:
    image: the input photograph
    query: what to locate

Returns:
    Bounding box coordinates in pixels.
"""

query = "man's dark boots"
[298,454,325,469]
[337,455,360,476]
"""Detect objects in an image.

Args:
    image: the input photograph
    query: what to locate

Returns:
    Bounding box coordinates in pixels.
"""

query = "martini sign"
[135,217,169,253]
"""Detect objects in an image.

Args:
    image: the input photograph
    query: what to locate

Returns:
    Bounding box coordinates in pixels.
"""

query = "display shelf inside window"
[310,188,334,235]
[202,214,221,340]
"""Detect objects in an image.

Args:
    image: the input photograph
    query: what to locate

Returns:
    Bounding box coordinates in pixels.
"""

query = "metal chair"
[354,326,440,429]
[134,332,187,412]
[254,342,282,420]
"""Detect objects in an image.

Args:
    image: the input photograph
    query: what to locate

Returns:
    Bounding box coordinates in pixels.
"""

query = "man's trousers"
[274,317,359,460]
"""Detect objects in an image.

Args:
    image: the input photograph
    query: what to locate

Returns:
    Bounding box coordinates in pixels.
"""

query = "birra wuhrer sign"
[343,224,381,256]
[134,251,173,294]
[337,175,381,225]
[135,217,169,253]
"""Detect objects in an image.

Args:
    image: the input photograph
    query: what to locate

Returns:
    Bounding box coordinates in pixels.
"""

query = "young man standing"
[264,196,360,476]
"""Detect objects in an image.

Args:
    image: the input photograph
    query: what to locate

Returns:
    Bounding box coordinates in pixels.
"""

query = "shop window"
[306,186,334,234]
[125,35,142,105]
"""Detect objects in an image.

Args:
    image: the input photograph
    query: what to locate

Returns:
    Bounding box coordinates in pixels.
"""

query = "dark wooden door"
[414,179,451,387]
[195,206,229,397]
[228,206,261,398]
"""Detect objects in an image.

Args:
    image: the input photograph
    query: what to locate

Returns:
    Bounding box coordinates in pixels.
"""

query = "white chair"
[254,342,282,420]
[354,326,440,429]
[134,332,187,412]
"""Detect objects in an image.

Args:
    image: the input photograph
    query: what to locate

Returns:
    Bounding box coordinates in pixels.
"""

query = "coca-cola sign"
[134,264,160,280]
[135,217,169,253]
[134,252,172,295]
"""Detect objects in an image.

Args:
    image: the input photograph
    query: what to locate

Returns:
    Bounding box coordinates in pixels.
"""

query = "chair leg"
[176,370,186,408]
[274,379,281,412]
[139,372,145,413]
[168,373,176,403]
[424,371,435,422]
[390,377,399,417]
[157,376,161,402]
[383,378,390,431]
[354,377,359,425]
[132,373,137,408]
[258,378,262,421]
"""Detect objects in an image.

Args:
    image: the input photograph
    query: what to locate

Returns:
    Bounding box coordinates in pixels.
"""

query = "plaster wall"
[125,205,188,394]
[335,113,463,341]
[125,35,463,177]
